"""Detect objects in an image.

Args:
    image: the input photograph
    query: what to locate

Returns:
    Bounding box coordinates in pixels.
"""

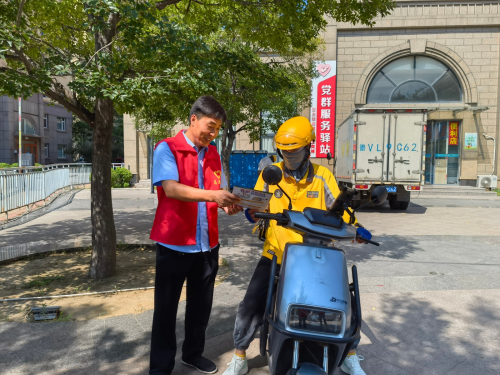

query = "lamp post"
[18,97,22,167]
[482,133,496,176]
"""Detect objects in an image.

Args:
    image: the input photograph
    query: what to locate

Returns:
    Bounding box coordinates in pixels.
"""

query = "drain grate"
[28,306,61,321]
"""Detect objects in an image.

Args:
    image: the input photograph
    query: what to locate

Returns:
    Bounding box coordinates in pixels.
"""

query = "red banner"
[310,61,336,158]
[314,75,336,157]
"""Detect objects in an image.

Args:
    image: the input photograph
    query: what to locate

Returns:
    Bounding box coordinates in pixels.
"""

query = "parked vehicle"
[255,165,387,375]
[335,108,427,210]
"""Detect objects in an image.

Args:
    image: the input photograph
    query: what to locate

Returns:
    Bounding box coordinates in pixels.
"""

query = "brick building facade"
[325,0,500,185]
[0,94,73,166]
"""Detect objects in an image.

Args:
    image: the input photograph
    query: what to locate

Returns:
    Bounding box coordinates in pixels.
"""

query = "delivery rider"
[224,116,372,375]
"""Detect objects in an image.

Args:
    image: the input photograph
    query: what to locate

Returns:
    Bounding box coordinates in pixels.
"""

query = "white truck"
[335,108,427,210]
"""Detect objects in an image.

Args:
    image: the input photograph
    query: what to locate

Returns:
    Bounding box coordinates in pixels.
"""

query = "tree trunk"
[89,98,117,279]
[221,121,236,189]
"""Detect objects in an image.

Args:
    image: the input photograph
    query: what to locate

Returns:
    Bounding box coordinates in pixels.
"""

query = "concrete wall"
[124,114,150,182]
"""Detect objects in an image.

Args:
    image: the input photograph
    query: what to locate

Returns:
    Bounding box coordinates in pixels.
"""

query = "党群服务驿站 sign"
[464,133,477,150]
[310,61,336,158]
[449,122,459,146]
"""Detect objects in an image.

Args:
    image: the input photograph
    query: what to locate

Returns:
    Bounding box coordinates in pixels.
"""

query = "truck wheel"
[389,195,400,210]
[399,201,409,210]
[351,200,361,210]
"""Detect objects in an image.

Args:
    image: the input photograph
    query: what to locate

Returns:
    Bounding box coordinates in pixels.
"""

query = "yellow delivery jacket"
[254,161,358,264]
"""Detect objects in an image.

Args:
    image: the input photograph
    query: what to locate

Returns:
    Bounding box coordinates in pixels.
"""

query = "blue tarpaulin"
[229,151,268,189]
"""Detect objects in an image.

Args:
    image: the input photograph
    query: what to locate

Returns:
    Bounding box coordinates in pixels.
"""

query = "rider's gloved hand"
[245,208,256,223]
[356,227,372,241]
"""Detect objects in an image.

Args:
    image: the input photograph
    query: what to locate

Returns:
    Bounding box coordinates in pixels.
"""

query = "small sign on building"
[464,133,477,150]
[449,122,459,146]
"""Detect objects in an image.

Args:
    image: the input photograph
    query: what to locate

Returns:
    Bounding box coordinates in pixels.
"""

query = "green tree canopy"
[0,0,394,279]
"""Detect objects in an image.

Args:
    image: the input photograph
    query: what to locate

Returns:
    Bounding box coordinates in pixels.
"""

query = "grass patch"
[54,309,73,322]
[23,275,64,289]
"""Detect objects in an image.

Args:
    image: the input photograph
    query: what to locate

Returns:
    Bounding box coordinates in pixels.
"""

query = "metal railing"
[112,163,125,170]
[0,163,92,217]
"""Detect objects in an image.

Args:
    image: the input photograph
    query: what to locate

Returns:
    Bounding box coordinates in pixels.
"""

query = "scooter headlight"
[288,306,343,335]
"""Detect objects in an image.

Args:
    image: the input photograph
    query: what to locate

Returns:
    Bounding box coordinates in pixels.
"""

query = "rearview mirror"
[370,186,388,205]
[326,152,332,161]
[262,165,283,186]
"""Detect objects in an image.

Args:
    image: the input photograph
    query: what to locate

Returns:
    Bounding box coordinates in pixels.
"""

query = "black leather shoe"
[181,357,218,374]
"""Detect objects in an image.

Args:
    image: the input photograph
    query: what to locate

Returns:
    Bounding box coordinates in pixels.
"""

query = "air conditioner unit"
[477,175,498,189]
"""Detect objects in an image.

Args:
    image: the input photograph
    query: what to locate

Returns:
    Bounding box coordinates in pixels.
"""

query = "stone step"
[412,186,498,196]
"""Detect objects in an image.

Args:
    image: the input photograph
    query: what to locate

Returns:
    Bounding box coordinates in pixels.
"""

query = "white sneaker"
[340,354,366,375]
[222,354,249,375]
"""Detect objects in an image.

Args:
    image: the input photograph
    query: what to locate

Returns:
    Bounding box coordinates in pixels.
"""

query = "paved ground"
[1,189,500,375]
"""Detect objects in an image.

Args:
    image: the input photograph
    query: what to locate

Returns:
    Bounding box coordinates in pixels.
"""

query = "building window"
[57,117,66,131]
[22,118,37,135]
[57,144,66,159]
[367,56,462,103]
[44,114,48,129]
[260,134,275,153]
[44,143,49,158]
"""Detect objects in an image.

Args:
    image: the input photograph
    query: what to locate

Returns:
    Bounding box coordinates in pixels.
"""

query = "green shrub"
[111,169,119,187]
[114,167,132,188]
[0,163,10,168]
[10,163,18,167]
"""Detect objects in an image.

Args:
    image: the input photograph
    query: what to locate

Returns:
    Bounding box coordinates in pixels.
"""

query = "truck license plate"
[386,186,397,193]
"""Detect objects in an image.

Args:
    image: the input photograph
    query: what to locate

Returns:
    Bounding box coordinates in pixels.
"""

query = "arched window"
[22,118,37,135]
[367,56,462,103]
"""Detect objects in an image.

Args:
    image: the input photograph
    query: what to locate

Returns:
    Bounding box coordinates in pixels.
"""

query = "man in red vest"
[149,96,242,375]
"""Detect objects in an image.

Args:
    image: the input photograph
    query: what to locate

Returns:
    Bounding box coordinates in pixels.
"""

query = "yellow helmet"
[274,116,316,151]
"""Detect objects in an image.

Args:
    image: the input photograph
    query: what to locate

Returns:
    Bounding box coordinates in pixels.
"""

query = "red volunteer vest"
[150,131,222,248]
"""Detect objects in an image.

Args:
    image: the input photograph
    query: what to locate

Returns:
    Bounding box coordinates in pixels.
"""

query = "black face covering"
[282,147,309,181]
[282,147,307,170]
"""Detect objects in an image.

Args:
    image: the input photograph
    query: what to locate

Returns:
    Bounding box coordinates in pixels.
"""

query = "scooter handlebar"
[254,212,289,226]
[254,212,285,221]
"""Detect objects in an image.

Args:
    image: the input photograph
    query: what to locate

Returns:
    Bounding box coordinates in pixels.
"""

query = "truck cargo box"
[336,109,427,209]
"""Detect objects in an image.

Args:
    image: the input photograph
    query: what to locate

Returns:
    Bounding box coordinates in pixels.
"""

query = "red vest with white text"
[150,131,222,248]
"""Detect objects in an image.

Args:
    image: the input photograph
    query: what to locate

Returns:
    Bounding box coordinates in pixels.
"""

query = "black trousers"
[150,244,219,375]
[233,256,280,350]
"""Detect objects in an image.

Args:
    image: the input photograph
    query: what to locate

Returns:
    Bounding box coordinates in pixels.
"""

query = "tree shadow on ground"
[357,293,500,375]
[0,209,156,261]
[2,291,499,375]
[0,300,254,374]
[217,213,423,292]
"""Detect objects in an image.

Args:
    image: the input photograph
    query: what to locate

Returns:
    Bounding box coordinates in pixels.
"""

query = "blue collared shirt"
[153,131,227,252]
